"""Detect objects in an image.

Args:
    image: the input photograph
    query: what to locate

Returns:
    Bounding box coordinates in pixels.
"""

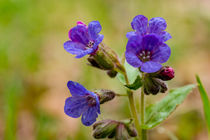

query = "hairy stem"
[123,72,141,139]
[140,73,147,140]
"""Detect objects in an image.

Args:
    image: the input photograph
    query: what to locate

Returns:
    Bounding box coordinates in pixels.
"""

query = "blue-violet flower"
[127,15,171,42]
[64,81,100,126]
[125,34,171,73]
[64,21,104,58]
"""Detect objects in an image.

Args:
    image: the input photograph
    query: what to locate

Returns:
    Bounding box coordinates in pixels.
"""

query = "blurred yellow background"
[0,0,210,139]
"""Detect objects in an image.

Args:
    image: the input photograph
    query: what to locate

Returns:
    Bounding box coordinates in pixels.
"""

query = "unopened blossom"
[127,15,171,42]
[64,21,104,58]
[125,34,171,73]
[64,81,100,126]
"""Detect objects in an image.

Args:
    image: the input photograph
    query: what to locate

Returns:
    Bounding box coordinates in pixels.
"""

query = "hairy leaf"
[125,76,142,90]
[142,84,196,129]
[117,61,141,90]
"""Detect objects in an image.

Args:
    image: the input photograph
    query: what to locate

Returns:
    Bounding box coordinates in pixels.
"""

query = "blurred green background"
[0,0,210,139]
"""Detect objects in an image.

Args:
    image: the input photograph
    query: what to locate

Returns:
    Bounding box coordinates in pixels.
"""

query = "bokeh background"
[0,0,210,139]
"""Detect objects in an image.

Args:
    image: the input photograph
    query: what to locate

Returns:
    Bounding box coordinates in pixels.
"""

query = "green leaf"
[117,61,141,90]
[196,75,210,134]
[142,84,196,129]
[125,76,142,90]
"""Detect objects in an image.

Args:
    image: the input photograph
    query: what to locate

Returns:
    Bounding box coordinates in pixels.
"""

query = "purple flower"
[126,15,171,42]
[64,21,104,58]
[125,34,171,73]
[64,81,100,126]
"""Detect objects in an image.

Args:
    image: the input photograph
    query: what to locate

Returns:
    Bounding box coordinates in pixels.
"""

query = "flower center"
[138,50,151,62]
[86,95,97,107]
[86,41,94,49]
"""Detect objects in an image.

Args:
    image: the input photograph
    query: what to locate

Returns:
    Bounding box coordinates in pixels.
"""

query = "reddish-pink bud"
[158,66,175,81]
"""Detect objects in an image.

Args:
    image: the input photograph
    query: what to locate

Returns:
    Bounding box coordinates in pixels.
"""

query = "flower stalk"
[123,71,141,140]
[140,73,147,140]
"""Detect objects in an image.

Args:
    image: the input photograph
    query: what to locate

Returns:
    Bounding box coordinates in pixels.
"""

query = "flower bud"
[107,70,118,78]
[144,77,160,95]
[159,79,168,93]
[155,66,175,81]
[115,123,130,140]
[95,89,116,104]
[87,43,124,74]
[92,120,118,139]
[87,55,103,69]
[144,76,167,95]
[93,119,137,140]
[116,119,137,139]
[126,124,137,137]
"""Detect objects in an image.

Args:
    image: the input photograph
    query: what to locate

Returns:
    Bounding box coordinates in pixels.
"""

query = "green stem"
[123,72,141,139]
[140,73,147,140]
[115,93,128,97]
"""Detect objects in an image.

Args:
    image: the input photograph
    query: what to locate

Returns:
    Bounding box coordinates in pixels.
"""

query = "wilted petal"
[141,61,162,73]
[64,96,88,118]
[148,17,167,34]
[67,81,88,96]
[151,43,171,63]
[88,21,102,40]
[131,15,148,35]
[81,106,98,126]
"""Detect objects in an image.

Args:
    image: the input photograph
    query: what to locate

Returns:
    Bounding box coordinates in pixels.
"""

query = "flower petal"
[141,61,162,73]
[142,34,160,51]
[64,96,88,118]
[77,21,87,27]
[64,41,87,56]
[125,35,143,67]
[69,25,89,45]
[81,106,98,126]
[126,35,143,53]
[67,81,88,96]
[92,34,104,51]
[131,15,148,35]
[125,51,142,68]
[88,21,102,40]
[159,31,172,42]
[75,48,94,58]
[88,91,101,114]
[148,17,167,34]
[151,43,171,63]
[126,31,136,39]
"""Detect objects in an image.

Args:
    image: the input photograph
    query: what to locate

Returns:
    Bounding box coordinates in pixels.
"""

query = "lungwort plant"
[62,15,196,140]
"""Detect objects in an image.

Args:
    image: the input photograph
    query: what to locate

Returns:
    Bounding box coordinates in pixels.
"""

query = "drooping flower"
[126,15,171,42]
[64,21,104,58]
[125,34,171,73]
[64,81,100,126]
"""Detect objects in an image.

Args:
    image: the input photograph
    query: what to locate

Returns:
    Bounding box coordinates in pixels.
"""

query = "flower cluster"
[63,15,174,139]
[125,15,171,73]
